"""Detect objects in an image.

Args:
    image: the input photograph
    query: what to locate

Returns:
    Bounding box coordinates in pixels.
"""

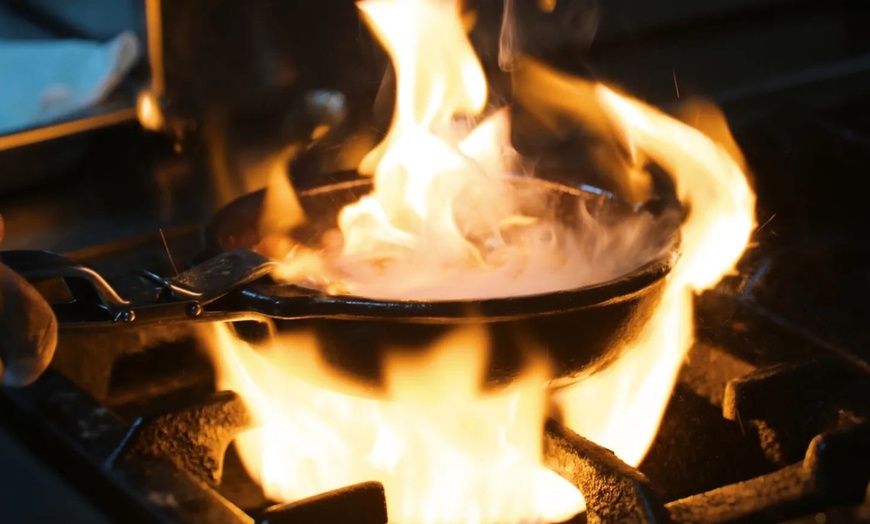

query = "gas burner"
[0,289,867,523]
[1,1,869,522]
[0,176,867,522]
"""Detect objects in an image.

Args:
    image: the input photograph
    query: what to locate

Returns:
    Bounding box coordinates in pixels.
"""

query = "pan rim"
[203,173,681,317]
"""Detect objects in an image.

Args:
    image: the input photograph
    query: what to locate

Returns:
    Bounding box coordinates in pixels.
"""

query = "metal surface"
[0,105,137,152]
[258,482,387,524]
[666,424,870,523]
[111,391,252,486]
[723,359,870,465]
[162,250,276,302]
[0,427,111,523]
[1,248,278,328]
[6,328,868,523]
[0,369,251,524]
[544,419,671,523]
[1,4,868,520]
[2,173,680,391]
[1,249,132,308]
[1,267,867,523]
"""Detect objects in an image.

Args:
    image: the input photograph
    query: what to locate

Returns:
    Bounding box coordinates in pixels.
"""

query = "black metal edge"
[231,264,670,321]
[0,369,251,524]
[543,418,671,523]
[665,423,870,523]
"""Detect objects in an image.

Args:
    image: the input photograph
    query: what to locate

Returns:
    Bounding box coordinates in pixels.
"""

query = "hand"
[0,215,58,386]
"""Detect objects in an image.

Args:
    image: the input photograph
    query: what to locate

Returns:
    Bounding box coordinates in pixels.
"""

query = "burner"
[1,296,866,523]
[1,6,869,520]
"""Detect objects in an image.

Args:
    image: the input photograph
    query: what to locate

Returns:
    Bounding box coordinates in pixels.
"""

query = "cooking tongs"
[0,249,277,328]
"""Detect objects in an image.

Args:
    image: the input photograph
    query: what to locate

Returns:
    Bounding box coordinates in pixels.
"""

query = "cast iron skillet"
[203,172,681,392]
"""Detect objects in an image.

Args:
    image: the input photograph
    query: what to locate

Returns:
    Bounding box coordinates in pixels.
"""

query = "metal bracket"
[1,248,277,326]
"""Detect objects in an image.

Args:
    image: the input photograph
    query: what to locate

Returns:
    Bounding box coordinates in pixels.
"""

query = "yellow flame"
[265,1,673,303]
[207,1,756,522]
[208,324,585,523]
[340,0,507,267]
[258,145,305,238]
[519,62,758,467]
[136,90,164,131]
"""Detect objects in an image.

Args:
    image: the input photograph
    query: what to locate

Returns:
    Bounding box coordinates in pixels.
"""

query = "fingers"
[0,262,58,386]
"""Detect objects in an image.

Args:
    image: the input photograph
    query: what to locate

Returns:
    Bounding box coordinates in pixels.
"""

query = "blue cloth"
[0,31,141,134]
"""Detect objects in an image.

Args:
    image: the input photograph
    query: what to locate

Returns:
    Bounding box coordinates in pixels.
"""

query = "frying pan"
[201,172,681,392]
[2,172,679,393]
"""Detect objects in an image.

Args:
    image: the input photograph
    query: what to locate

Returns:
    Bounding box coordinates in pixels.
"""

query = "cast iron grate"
[2,101,870,523]
[1,324,866,524]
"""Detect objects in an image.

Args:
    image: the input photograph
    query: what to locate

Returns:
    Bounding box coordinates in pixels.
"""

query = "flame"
[260,0,675,302]
[340,0,502,269]
[517,62,757,466]
[207,323,585,523]
[258,145,306,238]
[206,0,756,521]
[136,90,164,131]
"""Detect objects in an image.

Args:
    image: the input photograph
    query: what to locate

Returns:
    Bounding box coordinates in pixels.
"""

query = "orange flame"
[207,324,585,523]
[262,0,675,302]
[339,0,507,269]
[205,0,757,522]
[517,61,757,466]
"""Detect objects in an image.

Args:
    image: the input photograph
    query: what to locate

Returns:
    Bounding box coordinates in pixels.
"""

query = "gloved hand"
[0,215,57,386]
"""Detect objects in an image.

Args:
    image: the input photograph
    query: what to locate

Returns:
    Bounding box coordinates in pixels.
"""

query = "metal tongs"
[0,249,277,328]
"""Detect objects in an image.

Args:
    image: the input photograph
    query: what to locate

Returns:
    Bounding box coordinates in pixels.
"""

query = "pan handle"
[0,250,131,321]
[0,249,281,328]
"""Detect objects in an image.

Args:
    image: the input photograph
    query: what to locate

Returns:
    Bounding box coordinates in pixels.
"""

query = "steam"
[499,0,519,71]
[314,185,676,300]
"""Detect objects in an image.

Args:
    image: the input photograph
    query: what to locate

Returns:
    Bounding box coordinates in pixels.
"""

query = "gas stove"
[1,1,870,522]
[0,97,868,523]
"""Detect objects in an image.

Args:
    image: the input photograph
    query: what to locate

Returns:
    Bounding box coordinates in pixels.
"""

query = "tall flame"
[205,0,757,522]
[340,0,500,266]
[515,62,757,466]
[262,0,675,302]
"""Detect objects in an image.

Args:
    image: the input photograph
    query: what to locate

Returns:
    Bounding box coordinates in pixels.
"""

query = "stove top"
[0,86,868,524]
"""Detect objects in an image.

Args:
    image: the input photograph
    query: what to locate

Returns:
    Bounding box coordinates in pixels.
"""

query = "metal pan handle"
[0,250,131,321]
[0,249,278,329]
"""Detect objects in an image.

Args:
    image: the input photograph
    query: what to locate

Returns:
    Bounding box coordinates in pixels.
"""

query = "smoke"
[266,171,678,301]
[498,0,519,71]
[335,189,675,300]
